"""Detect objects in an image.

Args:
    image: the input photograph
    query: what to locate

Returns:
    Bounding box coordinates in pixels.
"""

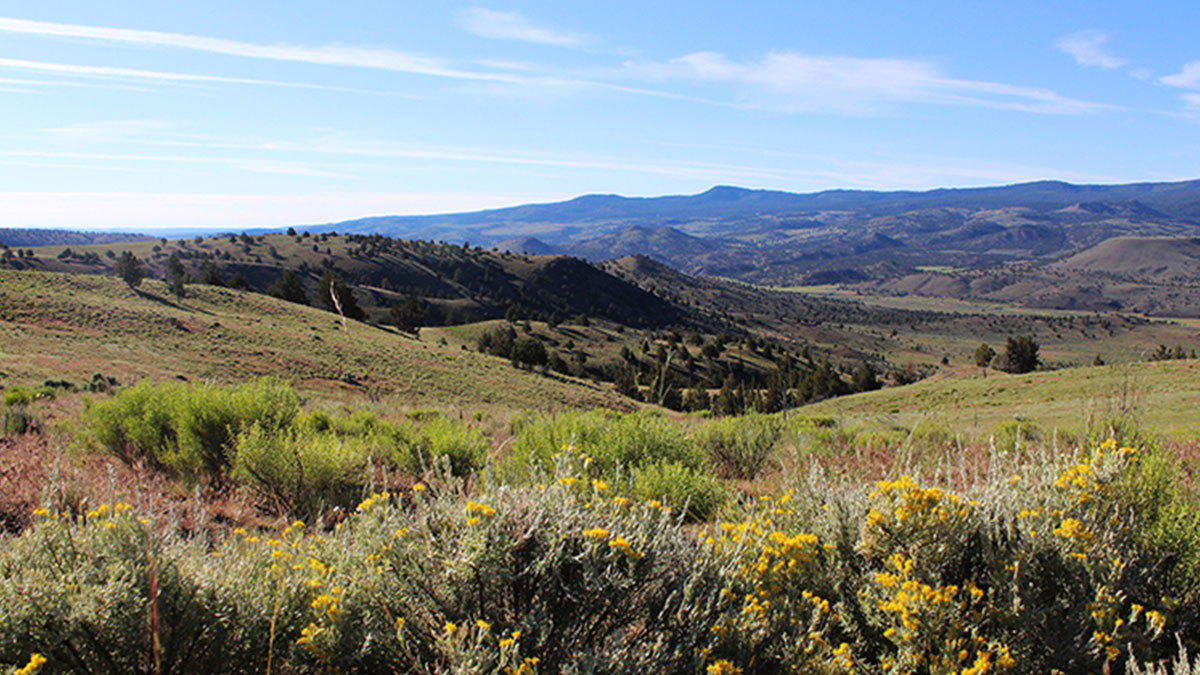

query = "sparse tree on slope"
[115,251,144,289]
[165,253,187,299]
[1001,335,1039,374]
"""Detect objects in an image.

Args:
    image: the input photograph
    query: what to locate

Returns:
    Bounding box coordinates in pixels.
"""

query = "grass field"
[0,269,629,415]
[804,359,1200,442]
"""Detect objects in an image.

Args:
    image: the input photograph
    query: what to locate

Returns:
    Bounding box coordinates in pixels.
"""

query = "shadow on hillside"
[133,288,215,315]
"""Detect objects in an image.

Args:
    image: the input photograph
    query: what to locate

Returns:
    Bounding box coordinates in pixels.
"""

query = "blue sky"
[1,1,1199,231]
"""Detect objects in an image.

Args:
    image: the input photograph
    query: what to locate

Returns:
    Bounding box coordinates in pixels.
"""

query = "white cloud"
[1162,61,1200,89]
[0,148,356,180]
[1056,30,1126,69]
[639,50,1105,115]
[457,8,585,47]
[0,16,1102,118]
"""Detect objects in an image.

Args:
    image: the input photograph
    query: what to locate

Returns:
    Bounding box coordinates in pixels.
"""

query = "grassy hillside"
[3,231,688,330]
[803,359,1200,441]
[0,269,629,413]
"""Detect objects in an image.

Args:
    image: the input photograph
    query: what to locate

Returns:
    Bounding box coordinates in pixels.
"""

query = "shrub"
[692,414,781,480]
[632,460,727,522]
[408,416,489,476]
[3,388,30,408]
[1,404,32,436]
[86,378,300,481]
[299,471,728,673]
[991,418,1042,453]
[0,507,314,673]
[505,410,699,481]
[232,425,372,516]
[701,439,1194,673]
[1,438,1197,673]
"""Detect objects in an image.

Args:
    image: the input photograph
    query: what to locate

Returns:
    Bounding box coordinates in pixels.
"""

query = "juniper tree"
[165,253,187,299]
[115,251,144,289]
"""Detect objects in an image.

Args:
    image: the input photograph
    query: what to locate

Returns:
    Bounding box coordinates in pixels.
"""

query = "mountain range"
[305,179,1200,286]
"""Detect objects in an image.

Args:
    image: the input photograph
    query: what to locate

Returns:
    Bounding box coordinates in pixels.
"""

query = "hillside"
[0,269,629,412]
[1,231,690,330]
[1050,235,1200,281]
[863,236,1200,316]
[803,359,1200,440]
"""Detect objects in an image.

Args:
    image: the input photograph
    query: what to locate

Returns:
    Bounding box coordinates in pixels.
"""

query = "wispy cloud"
[0,56,350,91]
[0,148,355,180]
[233,161,351,178]
[1056,30,1126,69]
[457,8,586,47]
[45,120,174,142]
[635,50,1106,115]
[0,16,523,84]
[0,16,1105,118]
[1178,93,1200,112]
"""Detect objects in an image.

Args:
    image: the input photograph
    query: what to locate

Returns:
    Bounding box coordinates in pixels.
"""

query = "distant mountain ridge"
[0,228,153,248]
[301,179,1200,286]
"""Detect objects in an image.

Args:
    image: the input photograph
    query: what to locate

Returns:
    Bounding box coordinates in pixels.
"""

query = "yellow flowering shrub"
[0,436,1196,673]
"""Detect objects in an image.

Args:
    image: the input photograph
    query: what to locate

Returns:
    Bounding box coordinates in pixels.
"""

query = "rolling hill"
[864,236,1200,317]
[0,268,630,412]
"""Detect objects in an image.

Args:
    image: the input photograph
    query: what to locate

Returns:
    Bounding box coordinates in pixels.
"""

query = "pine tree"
[199,261,224,286]
[318,271,365,320]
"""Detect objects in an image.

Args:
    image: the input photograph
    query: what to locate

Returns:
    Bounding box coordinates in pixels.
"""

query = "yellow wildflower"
[707,659,743,675]
[608,536,642,559]
[14,653,46,675]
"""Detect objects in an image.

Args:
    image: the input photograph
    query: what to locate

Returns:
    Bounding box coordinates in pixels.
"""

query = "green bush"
[3,386,34,407]
[692,413,781,480]
[86,378,300,481]
[1,404,32,436]
[991,418,1042,453]
[632,460,727,522]
[232,425,372,516]
[410,416,489,476]
[505,409,699,480]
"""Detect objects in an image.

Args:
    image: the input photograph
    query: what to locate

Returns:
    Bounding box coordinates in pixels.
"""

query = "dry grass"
[0,269,631,416]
